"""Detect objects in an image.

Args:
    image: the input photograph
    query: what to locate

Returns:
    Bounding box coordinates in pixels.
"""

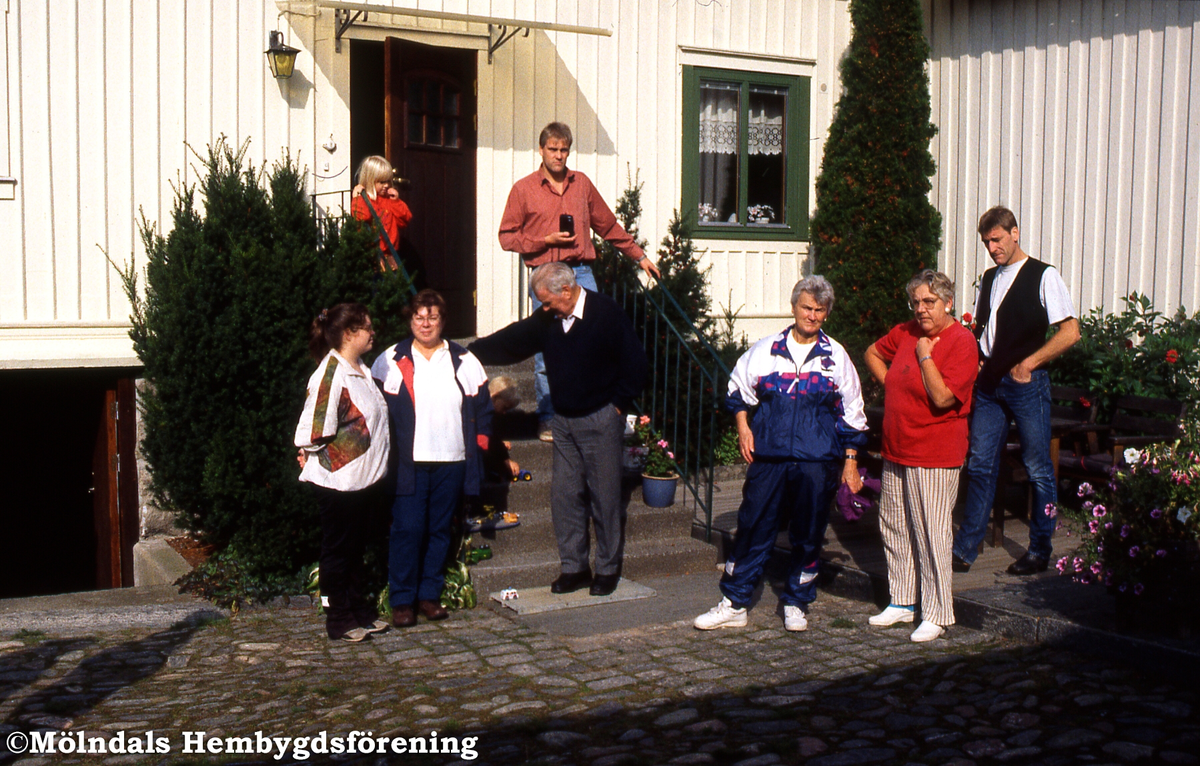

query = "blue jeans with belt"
[952,370,1057,563]
[530,263,598,423]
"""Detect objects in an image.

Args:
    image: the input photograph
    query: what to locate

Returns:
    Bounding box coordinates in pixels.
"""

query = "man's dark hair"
[977,206,1019,235]
[539,122,573,148]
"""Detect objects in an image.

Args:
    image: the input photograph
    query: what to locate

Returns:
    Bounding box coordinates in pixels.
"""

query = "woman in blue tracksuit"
[371,290,492,628]
[695,276,868,632]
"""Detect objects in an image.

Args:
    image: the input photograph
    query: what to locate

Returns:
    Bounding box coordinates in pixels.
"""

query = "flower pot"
[642,474,679,507]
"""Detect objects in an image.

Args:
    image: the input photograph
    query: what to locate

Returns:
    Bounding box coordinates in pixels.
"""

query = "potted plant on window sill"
[634,415,679,508]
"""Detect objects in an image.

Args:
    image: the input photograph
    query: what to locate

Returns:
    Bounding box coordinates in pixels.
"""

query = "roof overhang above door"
[300,1,612,61]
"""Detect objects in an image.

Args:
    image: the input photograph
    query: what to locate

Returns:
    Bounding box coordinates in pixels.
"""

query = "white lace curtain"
[698,90,784,156]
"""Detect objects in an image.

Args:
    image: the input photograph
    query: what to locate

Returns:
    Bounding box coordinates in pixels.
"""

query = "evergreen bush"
[119,140,411,580]
[810,0,942,368]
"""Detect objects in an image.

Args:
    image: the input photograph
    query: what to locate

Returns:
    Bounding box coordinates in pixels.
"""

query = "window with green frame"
[682,66,810,240]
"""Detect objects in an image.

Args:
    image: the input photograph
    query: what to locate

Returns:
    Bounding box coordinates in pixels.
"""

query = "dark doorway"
[0,369,139,598]
[385,39,478,338]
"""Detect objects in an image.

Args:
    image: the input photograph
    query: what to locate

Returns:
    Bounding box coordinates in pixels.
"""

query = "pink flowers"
[1129,546,1140,557]
[1045,503,1058,518]
[1092,504,1107,518]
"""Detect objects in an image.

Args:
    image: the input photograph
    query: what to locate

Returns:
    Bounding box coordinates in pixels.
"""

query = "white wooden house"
[2,0,1196,593]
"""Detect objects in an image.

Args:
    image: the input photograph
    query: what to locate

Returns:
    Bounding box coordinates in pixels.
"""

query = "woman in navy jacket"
[371,290,492,627]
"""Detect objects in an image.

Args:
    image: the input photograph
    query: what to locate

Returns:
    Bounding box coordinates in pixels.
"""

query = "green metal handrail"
[605,273,733,542]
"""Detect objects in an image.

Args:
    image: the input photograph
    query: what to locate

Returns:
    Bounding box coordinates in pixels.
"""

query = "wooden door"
[385,38,477,338]
[92,378,139,588]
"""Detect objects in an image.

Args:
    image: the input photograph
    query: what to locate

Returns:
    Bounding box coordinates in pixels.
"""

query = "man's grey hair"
[791,275,835,312]
[530,262,577,296]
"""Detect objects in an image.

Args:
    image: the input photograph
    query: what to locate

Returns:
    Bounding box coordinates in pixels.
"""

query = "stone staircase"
[465,356,718,597]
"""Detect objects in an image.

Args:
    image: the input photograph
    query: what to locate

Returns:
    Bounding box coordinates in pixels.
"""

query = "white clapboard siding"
[0,0,321,366]
[472,0,853,334]
[2,0,853,366]
[927,0,1200,318]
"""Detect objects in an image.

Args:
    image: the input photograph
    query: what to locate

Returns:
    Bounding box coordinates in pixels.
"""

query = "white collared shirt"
[411,341,466,461]
[561,288,587,333]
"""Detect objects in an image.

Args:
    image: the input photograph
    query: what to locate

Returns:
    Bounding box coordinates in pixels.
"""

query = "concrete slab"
[490,579,656,615]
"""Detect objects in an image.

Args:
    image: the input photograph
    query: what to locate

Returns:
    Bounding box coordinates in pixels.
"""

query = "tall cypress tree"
[810,0,941,367]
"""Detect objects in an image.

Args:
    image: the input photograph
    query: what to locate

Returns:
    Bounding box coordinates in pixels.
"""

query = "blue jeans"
[953,370,1057,563]
[719,459,839,610]
[530,263,598,423]
[388,462,466,606]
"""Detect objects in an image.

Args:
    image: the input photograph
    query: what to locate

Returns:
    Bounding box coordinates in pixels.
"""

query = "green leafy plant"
[1056,413,1200,599]
[116,138,411,582]
[1050,293,1199,419]
[810,0,941,365]
[714,427,743,466]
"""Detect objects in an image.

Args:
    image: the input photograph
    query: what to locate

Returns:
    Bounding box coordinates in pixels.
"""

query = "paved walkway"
[2,574,1198,765]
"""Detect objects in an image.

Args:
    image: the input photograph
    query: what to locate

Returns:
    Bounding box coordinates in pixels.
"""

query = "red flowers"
[1124,339,1134,349]
[1166,349,1179,364]
[961,312,973,324]
[1080,396,1092,408]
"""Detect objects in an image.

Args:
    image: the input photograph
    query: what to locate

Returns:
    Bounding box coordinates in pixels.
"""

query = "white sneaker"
[910,620,945,643]
[783,605,808,632]
[694,597,747,630]
[869,604,916,626]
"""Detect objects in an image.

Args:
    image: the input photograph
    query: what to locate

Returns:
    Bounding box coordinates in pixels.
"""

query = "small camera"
[559,213,575,236]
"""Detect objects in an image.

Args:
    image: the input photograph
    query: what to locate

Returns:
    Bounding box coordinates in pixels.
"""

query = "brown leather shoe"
[392,605,417,628]
[418,600,449,621]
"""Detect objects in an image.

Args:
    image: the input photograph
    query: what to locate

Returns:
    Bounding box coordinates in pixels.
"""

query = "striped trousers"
[879,460,960,627]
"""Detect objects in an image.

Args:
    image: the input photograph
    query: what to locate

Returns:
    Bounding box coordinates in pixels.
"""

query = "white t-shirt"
[786,332,818,370]
[976,258,1075,359]
[411,343,466,462]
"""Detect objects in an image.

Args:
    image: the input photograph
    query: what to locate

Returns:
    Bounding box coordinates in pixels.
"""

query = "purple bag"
[836,467,881,522]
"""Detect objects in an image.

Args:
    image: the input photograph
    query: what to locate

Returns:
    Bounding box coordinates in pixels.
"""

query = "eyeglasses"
[910,298,942,310]
[412,314,442,325]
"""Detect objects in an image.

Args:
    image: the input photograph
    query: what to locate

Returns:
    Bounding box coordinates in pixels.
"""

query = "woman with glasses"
[351,155,413,270]
[296,303,391,643]
[371,290,493,627]
[863,269,979,642]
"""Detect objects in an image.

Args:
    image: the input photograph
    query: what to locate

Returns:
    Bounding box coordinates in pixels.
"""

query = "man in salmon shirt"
[499,122,660,442]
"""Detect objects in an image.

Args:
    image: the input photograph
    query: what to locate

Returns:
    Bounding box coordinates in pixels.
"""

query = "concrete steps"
[462,356,717,596]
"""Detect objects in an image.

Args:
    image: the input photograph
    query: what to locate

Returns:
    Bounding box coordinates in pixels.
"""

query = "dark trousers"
[389,462,466,606]
[719,459,839,610]
[310,481,386,639]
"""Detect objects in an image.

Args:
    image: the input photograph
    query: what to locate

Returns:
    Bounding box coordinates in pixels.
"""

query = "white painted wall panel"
[929,0,1200,318]
[3,0,852,364]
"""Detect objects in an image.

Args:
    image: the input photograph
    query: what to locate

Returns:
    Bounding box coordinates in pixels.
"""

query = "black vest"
[974,258,1051,394]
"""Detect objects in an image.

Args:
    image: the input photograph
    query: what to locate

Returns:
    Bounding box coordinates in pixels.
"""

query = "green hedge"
[120,140,411,578]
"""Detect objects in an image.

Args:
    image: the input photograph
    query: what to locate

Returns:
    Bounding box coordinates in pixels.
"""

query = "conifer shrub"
[119,140,411,580]
[810,0,942,370]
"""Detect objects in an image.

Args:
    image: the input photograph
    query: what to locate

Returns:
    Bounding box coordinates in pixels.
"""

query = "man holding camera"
[499,121,659,441]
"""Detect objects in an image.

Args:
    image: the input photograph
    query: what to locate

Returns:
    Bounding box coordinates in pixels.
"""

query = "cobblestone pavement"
[1,592,1197,766]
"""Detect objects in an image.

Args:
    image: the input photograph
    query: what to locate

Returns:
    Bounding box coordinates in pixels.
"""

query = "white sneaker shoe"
[869,604,916,626]
[694,597,747,630]
[783,605,808,632]
[910,620,945,643]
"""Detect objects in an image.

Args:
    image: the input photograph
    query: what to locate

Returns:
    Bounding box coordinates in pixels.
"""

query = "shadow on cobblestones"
[1,620,201,754]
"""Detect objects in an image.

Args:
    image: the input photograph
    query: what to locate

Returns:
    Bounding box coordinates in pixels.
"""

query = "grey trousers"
[550,405,626,576]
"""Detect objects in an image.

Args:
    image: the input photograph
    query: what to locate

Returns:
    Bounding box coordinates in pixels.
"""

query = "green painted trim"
[681,65,811,243]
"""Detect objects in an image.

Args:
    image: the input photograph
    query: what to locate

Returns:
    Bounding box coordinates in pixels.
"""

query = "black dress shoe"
[589,574,620,596]
[952,554,971,573]
[1006,552,1049,576]
[550,570,592,594]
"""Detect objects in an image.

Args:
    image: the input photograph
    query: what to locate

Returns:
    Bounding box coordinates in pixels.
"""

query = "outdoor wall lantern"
[266,31,300,79]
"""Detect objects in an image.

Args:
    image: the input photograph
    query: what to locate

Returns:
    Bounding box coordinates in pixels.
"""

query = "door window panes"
[405,76,462,150]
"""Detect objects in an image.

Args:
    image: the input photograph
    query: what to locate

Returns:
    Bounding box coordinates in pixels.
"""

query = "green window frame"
[682,65,810,241]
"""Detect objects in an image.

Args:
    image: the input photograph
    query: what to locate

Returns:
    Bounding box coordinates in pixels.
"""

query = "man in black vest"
[469,263,649,596]
[951,206,1080,575]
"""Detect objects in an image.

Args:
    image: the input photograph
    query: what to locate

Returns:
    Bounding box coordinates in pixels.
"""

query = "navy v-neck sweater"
[469,290,648,417]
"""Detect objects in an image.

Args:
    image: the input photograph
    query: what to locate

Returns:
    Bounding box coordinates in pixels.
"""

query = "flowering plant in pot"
[1056,414,1200,632]
[634,415,678,479]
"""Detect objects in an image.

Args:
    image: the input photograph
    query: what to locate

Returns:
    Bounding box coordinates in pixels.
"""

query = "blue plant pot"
[641,474,678,508]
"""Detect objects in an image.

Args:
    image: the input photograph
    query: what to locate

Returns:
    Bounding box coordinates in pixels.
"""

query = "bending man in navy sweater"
[469,263,648,596]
